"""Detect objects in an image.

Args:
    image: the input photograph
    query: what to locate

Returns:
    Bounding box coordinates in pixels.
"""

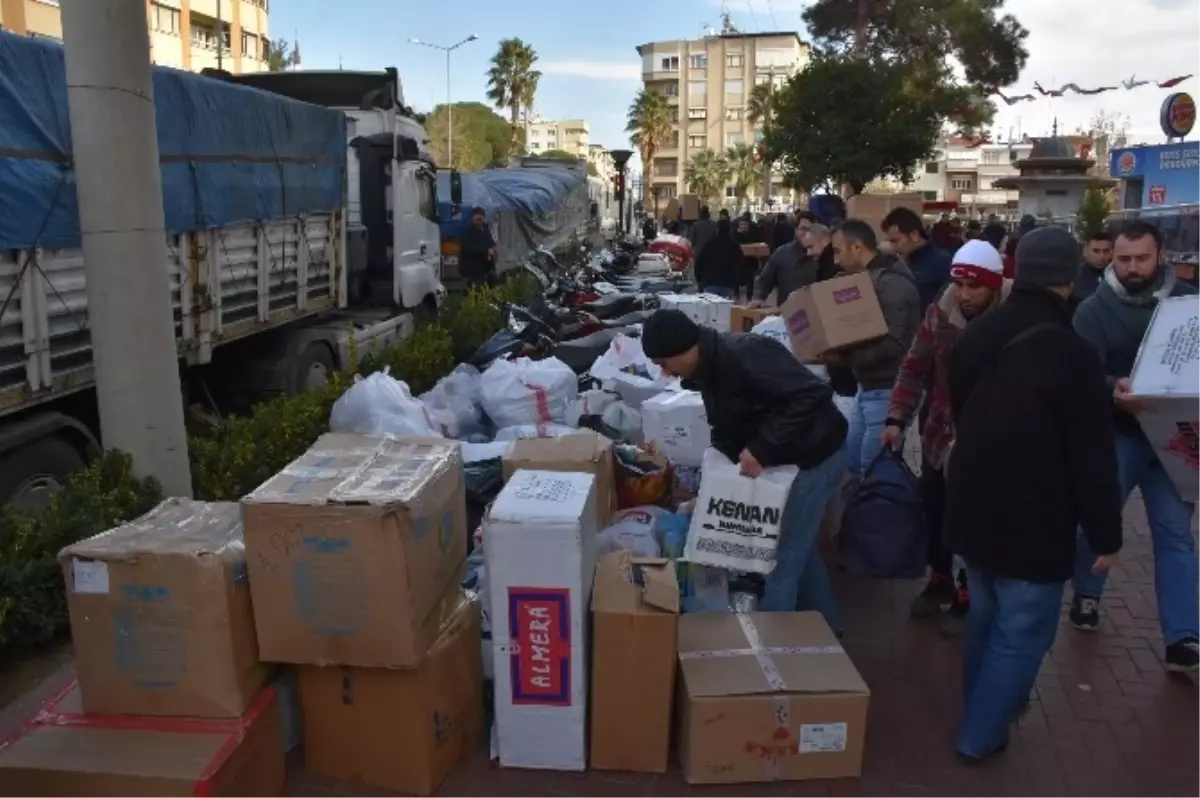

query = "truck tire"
[0,436,87,513]
[290,341,337,395]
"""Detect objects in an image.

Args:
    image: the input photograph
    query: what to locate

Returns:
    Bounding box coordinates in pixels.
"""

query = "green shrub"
[358,323,455,396]
[0,451,162,651]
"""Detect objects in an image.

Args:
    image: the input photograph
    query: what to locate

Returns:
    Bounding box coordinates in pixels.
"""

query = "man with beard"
[882,240,1011,636]
[1069,230,1114,311]
[1070,220,1198,673]
[882,206,952,312]
[751,215,822,306]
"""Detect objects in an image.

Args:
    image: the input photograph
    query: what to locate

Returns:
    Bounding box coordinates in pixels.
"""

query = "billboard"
[1110,142,1200,208]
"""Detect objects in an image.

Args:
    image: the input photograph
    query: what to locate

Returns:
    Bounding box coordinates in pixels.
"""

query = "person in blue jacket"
[882,207,952,310]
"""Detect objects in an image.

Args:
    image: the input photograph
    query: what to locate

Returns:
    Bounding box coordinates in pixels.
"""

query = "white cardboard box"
[484,470,598,771]
[1129,295,1199,502]
[660,294,734,333]
[695,293,734,332]
[642,390,711,468]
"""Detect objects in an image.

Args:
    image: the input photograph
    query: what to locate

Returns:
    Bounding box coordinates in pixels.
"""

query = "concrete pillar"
[60,0,192,497]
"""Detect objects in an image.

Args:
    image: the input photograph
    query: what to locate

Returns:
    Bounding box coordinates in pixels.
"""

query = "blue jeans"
[957,565,1063,757]
[702,285,736,299]
[846,388,891,475]
[1073,432,1198,645]
[760,443,849,632]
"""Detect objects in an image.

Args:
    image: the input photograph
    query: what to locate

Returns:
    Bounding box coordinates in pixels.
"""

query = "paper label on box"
[72,559,109,594]
[507,587,571,706]
[1164,421,1199,470]
[786,309,810,334]
[799,722,848,753]
[832,286,862,304]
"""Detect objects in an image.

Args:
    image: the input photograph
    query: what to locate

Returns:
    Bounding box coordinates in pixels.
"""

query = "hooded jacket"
[840,253,922,391]
[694,219,745,290]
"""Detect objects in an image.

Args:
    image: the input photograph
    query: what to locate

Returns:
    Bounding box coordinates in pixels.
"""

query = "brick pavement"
[3,493,1195,797]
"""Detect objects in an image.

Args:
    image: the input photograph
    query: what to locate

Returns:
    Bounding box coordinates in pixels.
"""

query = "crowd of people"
[640,204,1198,764]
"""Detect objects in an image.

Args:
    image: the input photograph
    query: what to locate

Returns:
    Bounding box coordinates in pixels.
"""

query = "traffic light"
[614,172,625,201]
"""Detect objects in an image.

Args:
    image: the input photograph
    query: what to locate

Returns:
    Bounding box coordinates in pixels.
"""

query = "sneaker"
[956,732,1009,765]
[940,587,970,638]
[1070,594,1100,632]
[1166,638,1199,674]
[910,574,955,618]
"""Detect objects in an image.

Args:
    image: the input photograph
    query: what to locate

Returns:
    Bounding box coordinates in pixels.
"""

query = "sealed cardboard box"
[486,470,598,771]
[298,598,484,796]
[779,272,888,361]
[846,192,923,233]
[502,431,617,527]
[680,194,701,221]
[241,434,466,668]
[0,682,283,796]
[741,242,770,259]
[662,294,734,332]
[677,611,870,784]
[642,390,711,468]
[1129,295,1199,501]
[731,305,778,333]
[590,552,680,773]
[58,498,268,718]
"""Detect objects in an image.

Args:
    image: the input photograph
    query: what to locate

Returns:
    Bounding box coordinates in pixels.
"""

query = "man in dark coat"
[882,206,953,311]
[1068,229,1113,312]
[641,309,848,628]
[693,217,744,297]
[457,206,497,286]
[945,226,1122,763]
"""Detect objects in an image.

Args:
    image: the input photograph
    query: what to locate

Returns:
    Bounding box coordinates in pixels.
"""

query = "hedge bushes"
[0,275,543,652]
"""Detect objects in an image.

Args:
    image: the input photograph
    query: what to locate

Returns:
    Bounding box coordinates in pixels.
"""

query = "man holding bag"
[641,308,849,629]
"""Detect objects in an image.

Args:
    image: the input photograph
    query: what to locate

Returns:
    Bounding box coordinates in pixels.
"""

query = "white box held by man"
[1129,295,1199,502]
[484,470,598,771]
[642,390,711,468]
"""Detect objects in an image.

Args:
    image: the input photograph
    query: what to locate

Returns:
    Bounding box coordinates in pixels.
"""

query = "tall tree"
[626,88,673,216]
[486,38,542,155]
[684,150,730,204]
[423,102,513,170]
[263,37,297,72]
[725,143,758,206]
[746,83,775,130]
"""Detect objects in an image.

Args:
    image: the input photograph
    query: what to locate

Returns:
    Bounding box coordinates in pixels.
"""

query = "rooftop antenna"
[1052,116,1059,137]
[720,10,739,34]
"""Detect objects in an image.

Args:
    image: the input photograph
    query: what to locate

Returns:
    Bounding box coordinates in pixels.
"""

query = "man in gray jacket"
[751,220,822,306]
[824,219,921,475]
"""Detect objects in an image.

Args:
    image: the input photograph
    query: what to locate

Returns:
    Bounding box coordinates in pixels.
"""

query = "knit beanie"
[1015,227,1080,288]
[641,309,701,359]
[950,240,1005,290]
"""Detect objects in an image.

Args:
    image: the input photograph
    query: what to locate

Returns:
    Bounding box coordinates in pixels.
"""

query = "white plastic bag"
[480,356,576,429]
[564,389,619,427]
[589,334,664,384]
[684,447,799,574]
[493,422,577,441]
[601,400,643,443]
[420,364,483,438]
[597,506,666,558]
[329,370,442,438]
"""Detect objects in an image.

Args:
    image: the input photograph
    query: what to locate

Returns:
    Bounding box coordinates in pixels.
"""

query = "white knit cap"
[950,240,1005,288]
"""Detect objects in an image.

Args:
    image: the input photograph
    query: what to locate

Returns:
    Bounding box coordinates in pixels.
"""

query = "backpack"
[838,449,927,579]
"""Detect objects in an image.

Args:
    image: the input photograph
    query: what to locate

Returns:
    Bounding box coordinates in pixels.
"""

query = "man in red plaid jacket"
[881,240,1011,636]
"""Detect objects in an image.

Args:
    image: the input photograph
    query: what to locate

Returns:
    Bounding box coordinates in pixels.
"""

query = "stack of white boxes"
[661,294,734,333]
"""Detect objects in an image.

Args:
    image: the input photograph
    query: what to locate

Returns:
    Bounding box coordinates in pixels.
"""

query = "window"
[689,54,707,69]
[688,107,707,120]
[151,2,180,34]
[418,174,437,222]
[688,80,706,97]
[661,83,678,97]
[664,132,679,149]
[982,150,1002,165]
[660,55,679,71]
[921,191,939,201]
[951,177,974,190]
[754,73,787,88]
[924,161,939,174]
[660,185,678,199]
[241,31,259,59]
[688,135,707,148]
[726,54,744,68]
[667,108,679,123]
[530,142,541,149]
[726,186,737,198]
[725,107,743,121]
[726,132,744,147]
[724,79,743,96]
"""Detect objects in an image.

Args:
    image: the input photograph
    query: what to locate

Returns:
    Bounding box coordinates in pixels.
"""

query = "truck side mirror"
[450,170,463,206]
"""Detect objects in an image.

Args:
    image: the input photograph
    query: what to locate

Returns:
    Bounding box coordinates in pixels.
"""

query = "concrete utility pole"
[409,35,479,169]
[61,0,192,497]
[761,67,776,209]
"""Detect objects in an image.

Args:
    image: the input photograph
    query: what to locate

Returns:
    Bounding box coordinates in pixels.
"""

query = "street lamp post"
[409,34,479,169]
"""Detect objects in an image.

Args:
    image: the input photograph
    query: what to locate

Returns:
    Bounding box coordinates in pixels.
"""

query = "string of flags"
[990,74,1194,105]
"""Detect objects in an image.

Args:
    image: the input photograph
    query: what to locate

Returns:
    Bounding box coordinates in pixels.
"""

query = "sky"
[271,0,1199,162]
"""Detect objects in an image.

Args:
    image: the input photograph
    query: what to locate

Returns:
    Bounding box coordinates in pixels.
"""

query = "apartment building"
[0,0,270,74]
[636,30,811,206]
[900,137,1034,218]
[527,118,591,157]
[588,143,616,183]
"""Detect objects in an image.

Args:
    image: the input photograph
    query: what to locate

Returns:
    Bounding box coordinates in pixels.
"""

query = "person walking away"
[882,207,953,311]
[882,240,1012,636]
[693,215,744,298]
[771,212,795,252]
[1070,220,1198,672]
[458,206,498,287]
[640,309,849,628]
[641,214,657,244]
[734,213,764,301]
[1069,230,1113,312]
[945,226,1122,762]
[686,205,718,257]
[981,222,1006,254]
[750,218,820,306]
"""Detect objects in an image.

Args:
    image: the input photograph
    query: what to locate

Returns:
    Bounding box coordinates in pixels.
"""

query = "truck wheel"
[290,342,337,395]
[0,437,87,513]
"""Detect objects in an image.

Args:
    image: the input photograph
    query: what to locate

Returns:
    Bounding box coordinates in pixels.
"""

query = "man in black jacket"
[945,226,1122,763]
[642,309,849,629]
[693,217,744,297]
[457,207,497,286]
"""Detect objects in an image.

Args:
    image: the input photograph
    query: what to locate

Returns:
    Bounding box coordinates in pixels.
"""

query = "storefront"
[1110,141,1199,210]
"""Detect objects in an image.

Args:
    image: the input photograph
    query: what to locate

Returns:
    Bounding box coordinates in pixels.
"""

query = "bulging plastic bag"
[589,335,674,397]
[480,357,576,429]
[420,364,483,438]
[329,369,442,438]
[601,400,643,444]
[597,506,668,558]
[565,389,619,427]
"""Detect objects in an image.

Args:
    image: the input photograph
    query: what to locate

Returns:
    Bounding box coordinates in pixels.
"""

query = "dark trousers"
[919,460,954,577]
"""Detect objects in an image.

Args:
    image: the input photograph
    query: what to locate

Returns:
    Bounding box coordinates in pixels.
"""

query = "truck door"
[392,161,445,308]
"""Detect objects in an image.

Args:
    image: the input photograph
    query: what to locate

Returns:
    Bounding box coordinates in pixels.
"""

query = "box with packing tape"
[778,272,887,362]
[58,498,269,718]
[676,612,870,785]
[502,430,618,527]
[661,293,734,333]
[241,433,467,668]
[641,390,710,469]
[731,305,778,333]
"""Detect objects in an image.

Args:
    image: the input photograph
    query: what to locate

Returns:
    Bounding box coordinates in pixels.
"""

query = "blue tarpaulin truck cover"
[0,31,346,250]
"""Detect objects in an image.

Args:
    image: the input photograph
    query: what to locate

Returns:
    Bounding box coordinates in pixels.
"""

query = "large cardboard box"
[485,470,598,771]
[731,305,778,333]
[680,194,701,221]
[741,242,770,259]
[641,390,710,468]
[298,598,484,796]
[241,434,467,668]
[590,552,680,773]
[662,293,734,333]
[0,682,284,796]
[846,192,923,233]
[1129,295,1199,502]
[676,612,870,785]
[778,272,888,361]
[58,498,268,718]
[502,431,617,527]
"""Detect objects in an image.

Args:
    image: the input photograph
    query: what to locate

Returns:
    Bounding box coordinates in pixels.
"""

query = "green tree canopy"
[725,143,758,204]
[263,38,298,72]
[685,150,730,204]
[1077,187,1112,241]
[422,102,513,170]
[626,89,673,215]
[538,149,576,159]
[486,38,541,155]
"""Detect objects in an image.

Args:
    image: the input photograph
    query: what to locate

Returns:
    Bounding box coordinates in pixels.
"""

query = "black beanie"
[1015,226,1080,289]
[641,309,701,359]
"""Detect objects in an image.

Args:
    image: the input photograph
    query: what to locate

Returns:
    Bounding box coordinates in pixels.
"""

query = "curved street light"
[408,35,480,168]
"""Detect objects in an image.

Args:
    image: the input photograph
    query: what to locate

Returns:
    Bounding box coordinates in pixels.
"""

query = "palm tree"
[625,89,673,216]
[684,150,730,204]
[725,142,758,207]
[746,82,776,129]
[486,38,541,155]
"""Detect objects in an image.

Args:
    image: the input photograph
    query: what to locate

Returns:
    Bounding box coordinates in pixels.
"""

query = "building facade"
[635,31,811,207]
[894,136,1035,219]
[526,118,590,158]
[0,0,270,74]
[588,143,616,184]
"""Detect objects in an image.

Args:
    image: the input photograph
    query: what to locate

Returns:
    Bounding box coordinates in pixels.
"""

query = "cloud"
[540,60,640,81]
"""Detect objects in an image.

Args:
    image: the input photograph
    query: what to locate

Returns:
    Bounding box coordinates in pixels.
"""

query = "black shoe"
[956,733,1010,765]
[1166,638,1199,674]
[940,586,970,638]
[910,574,955,618]
[1070,594,1100,632]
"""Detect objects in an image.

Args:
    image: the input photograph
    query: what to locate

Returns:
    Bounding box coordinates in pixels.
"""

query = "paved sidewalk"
[3,493,1195,797]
